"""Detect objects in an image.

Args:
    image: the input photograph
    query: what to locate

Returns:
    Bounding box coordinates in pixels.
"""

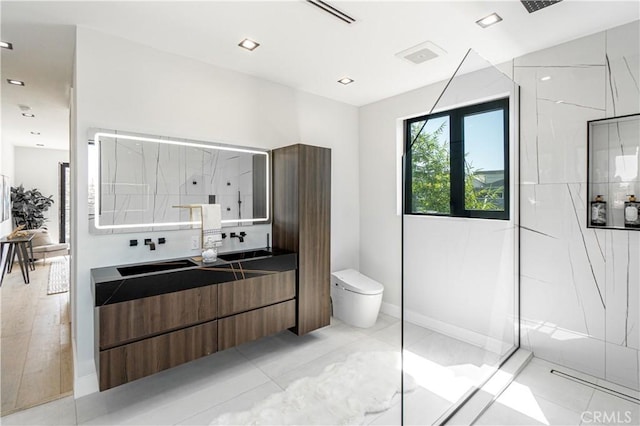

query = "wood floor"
[0,257,73,416]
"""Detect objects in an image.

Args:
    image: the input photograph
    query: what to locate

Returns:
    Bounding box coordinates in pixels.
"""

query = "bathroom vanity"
[91,250,297,391]
[89,140,332,391]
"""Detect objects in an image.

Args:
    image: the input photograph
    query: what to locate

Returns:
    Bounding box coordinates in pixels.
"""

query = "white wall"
[359,20,639,390]
[72,27,359,395]
[359,60,518,351]
[14,147,68,242]
[1,142,15,236]
[516,21,640,390]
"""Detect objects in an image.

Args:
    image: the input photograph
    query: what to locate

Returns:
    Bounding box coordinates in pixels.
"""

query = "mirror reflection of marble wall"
[589,114,640,228]
[88,130,268,233]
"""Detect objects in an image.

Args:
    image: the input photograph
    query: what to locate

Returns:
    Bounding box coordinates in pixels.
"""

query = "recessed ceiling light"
[36,144,45,147]
[30,131,40,135]
[476,13,503,28]
[540,76,552,81]
[7,79,25,86]
[22,113,35,118]
[238,38,260,51]
[1,41,13,50]
[338,77,354,85]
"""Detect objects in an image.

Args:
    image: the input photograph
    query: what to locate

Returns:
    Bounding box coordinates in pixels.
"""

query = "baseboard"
[74,373,99,398]
[404,308,511,355]
[380,302,401,319]
[72,338,99,398]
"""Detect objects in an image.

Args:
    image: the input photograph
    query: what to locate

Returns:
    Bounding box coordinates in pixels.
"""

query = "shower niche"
[587,113,640,230]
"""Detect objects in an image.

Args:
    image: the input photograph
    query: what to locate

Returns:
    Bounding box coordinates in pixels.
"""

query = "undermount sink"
[218,249,273,262]
[117,259,198,276]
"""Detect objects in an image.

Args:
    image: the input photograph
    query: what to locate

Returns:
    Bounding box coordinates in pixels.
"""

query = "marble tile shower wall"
[516,21,640,391]
[100,143,254,226]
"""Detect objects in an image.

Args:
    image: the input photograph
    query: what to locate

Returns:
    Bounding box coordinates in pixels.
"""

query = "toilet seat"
[332,269,383,295]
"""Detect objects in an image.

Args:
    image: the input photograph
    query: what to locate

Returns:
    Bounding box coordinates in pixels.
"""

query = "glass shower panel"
[402,49,520,424]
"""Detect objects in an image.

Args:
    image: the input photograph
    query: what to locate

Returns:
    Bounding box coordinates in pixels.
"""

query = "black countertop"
[91,248,297,306]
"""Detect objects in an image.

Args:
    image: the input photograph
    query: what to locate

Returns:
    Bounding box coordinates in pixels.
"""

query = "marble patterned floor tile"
[370,320,403,347]
[103,366,271,426]
[583,389,640,426]
[475,386,583,426]
[512,358,596,413]
[75,348,256,424]
[177,381,283,426]
[408,329,501,369]
[234,322,369,379]
[399,321,434,348]
[5,313,512,425]
[401,387,454,425]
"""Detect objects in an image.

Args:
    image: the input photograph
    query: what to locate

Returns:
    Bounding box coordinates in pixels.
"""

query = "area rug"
[47,257,69,295]
[211,351,415,426]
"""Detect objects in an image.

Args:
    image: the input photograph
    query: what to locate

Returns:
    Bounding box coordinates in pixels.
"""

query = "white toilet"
[330,269,384,328]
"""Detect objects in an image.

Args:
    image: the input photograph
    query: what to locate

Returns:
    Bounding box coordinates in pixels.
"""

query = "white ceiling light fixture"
[338,77,354,85]
[22,113,35,118]
[476,13,503,28]
[1,41,13,50]
[540,76,552,81]
[7,79,25,86]
[30,131,40,135]
[238,38,260,51]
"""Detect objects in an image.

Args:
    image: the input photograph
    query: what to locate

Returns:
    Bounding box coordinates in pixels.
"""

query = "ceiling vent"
[396,41,447,65]
[520,0,563,13]
[306,0,356,24]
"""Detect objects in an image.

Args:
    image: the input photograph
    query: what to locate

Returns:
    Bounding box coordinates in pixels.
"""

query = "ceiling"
[2,0,639,151]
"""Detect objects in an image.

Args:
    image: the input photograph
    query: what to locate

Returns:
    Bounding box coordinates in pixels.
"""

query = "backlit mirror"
[88,129,269,233]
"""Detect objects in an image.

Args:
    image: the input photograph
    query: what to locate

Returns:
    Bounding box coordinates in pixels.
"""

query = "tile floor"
[1,257,73,415]
[6,306,630,426]
[401,322,505,425]
[475,357,640,426]
[1,314,510,425]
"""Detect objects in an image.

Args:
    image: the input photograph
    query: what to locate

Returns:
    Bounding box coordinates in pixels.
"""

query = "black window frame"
[404,97,510,220]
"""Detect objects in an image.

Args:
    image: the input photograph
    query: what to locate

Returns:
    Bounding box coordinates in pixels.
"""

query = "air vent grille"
[520,0,563,13]
[306,0,356,24]
[395,41,446,65]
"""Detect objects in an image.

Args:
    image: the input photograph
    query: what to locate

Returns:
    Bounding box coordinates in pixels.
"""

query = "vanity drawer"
[217,270,296,317]
[98,285,217,349]
[218,299,296,350]
[99,320,217,391]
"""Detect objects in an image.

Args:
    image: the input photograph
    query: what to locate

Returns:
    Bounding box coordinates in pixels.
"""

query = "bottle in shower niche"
[590,195,607,226]
[624,195,640,228]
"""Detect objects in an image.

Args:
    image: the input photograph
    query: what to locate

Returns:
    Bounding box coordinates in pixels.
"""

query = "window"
[405,98,509,220]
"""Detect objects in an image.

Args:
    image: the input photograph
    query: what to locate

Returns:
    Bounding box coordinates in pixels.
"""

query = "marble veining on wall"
[88,131,267,232]
[517,20,640,391]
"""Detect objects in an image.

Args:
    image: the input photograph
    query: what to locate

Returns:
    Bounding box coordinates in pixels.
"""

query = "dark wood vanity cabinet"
[98,285,218,350]
[272,144,331,335]
[95,270,296,391]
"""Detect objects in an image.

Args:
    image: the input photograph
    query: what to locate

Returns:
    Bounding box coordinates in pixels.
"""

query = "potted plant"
[10,185,54,229]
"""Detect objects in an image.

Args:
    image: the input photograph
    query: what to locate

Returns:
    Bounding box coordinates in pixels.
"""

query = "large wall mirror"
[88,129,269,234]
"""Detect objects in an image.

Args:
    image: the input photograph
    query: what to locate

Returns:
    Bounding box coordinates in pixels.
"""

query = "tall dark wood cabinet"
[272,144,331,336]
